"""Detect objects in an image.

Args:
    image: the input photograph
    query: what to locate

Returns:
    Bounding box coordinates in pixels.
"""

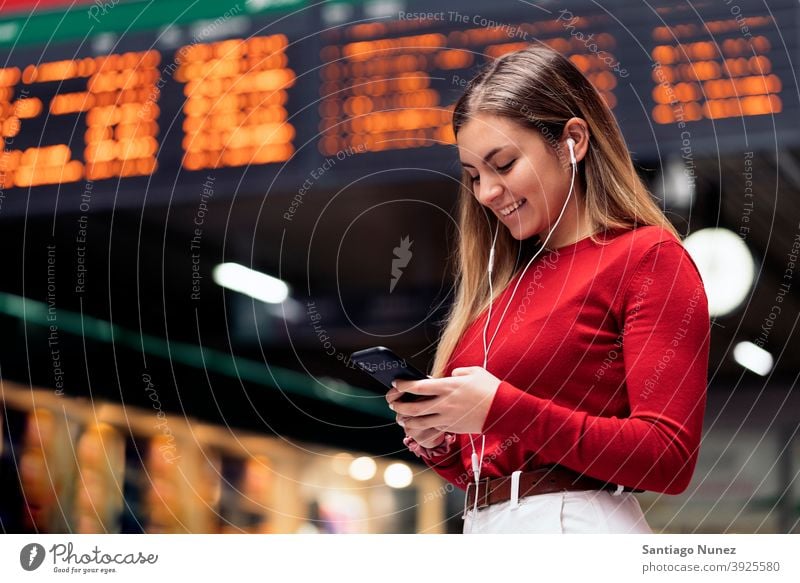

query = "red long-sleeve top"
[421,225,710,495]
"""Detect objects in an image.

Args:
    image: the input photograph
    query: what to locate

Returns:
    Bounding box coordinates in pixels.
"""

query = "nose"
[475,178,504,207]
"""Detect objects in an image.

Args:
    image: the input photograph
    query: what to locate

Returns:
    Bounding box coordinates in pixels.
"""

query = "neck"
[541,188,596,250]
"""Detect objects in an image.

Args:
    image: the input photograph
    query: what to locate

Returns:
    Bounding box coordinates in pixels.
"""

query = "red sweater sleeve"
[480,240,710,495]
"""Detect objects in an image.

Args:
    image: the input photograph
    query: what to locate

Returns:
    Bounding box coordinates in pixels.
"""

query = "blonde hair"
[431,44,680,378]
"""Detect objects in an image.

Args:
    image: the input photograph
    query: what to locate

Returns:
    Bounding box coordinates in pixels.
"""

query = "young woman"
[386,44,710,534]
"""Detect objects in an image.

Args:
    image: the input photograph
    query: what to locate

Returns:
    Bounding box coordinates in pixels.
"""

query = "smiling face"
[457,112,584,245]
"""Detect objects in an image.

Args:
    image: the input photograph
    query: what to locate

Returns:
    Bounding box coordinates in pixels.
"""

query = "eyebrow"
[459,146,508,169]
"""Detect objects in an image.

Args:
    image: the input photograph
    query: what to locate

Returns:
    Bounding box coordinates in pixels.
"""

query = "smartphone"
[349,346,431,402]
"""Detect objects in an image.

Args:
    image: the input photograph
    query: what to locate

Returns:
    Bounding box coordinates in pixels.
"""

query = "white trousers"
[463,490,654,534]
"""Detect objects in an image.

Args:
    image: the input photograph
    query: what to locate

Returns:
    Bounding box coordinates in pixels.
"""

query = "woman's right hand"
[386,386,446,448]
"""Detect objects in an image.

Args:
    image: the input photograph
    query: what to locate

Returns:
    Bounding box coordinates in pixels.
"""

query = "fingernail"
[391,380,397,388]
[388,403,394,411]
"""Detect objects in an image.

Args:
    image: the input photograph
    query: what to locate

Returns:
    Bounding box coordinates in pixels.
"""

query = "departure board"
[649,5,787,121]
[0,5,315,216]
[317,9,624,157]
[0,34,303,188]
[651,23,781,123]
[176,34,296,171]
[632,0,797,153]
[0,51,160,189]
[0,0,796,216]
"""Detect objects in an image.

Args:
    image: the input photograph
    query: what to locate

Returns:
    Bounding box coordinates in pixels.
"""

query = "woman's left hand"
[389,366,502,434]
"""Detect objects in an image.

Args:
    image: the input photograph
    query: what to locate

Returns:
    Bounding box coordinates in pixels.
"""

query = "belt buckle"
[463,477,491,518]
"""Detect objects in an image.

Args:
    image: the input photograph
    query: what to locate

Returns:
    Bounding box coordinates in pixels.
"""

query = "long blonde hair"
[431,44,680,378]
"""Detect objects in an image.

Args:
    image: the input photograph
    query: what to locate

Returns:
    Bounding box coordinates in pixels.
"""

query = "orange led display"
[651,11,783,124]
[319,15,623,156]
[176,34,297,170]
[83,51,159,181]
[0,50,160,188]
[319,27,474,156]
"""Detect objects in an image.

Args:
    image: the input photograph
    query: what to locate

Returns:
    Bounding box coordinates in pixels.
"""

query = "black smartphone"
[349,346,431,402]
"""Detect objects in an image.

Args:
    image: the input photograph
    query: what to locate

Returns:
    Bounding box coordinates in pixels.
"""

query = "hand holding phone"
[349,346,432,402]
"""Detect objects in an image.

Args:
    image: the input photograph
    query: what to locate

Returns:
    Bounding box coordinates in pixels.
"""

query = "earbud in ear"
[566,138,577,165]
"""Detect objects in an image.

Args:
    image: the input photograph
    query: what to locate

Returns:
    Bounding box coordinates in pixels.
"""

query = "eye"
[496,160,515,173]
[469,174,480,184]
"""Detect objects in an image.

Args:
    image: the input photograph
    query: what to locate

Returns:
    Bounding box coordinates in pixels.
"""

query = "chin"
[500,224,522,240]
[505,223,539,241]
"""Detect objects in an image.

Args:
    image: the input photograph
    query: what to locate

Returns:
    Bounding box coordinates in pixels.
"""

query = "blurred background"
[0,0,798,534]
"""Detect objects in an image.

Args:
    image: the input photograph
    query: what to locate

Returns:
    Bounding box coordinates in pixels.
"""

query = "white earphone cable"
[482,224,501,369]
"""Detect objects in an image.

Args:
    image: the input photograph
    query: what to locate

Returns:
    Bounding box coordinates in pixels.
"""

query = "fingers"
[385,387,404,404]
[391,396,440,417]
[409,427,445,448]
[397,414,438,435]
[397,413,441,431]
[392,376,448,397]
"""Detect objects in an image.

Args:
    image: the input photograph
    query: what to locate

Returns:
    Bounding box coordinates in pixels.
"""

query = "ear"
[561,117,590,165]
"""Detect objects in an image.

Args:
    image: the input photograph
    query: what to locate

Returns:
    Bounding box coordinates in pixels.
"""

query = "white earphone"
[568,136,577,164]
[465,136,578,526]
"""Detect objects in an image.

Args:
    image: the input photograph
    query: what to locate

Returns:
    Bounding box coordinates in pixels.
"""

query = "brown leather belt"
[464,465,644,513]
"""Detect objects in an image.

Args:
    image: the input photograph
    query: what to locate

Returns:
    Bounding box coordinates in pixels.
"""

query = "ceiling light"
[212,262,289,304]
[683,228,755,317]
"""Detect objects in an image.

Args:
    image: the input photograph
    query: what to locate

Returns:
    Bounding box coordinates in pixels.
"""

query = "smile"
[499,198,527,217]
